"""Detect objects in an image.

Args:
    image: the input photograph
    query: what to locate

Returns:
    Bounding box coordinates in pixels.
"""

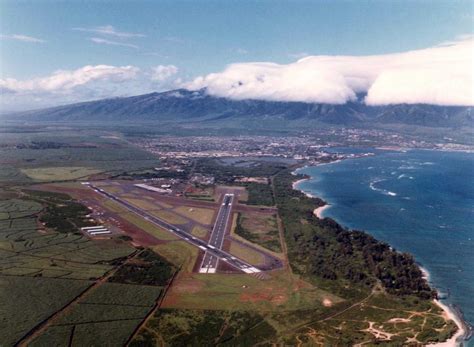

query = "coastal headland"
[292,156,471,346]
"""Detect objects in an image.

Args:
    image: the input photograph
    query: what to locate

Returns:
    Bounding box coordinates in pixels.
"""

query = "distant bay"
[296,148,474,344]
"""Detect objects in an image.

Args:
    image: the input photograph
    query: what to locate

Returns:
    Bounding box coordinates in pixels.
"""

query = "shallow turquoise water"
[297,149,473,343]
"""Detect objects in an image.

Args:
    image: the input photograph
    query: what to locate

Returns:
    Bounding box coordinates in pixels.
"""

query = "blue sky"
[1,0,473,110]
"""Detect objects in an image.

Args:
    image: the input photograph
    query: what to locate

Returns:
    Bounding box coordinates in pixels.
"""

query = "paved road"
[86,183,261,274]
[199,194,233,273]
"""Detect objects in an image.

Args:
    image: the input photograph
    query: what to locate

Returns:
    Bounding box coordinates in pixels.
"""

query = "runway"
[86,183,262,274]
[199,194,234,273]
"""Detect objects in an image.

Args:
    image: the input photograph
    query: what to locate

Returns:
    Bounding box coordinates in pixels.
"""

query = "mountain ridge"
[3,89,472,128]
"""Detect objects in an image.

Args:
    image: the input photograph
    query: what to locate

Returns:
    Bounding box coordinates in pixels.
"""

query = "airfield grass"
[163,269,342,312]
[157,271,455,345]
[119,212,178,241]
[21,167,102,181]
[234,211,283,254]
[191,225,209,239]
[149,210,188,225]
[228,213,284,260]
[174,206,215,225]
[123,197,162,211]
[121,194,175,210]
[138,196,173,209]
[97,184,123,194]
[102,199,125,213]
[152,240,199,272]
[229,241,266,266]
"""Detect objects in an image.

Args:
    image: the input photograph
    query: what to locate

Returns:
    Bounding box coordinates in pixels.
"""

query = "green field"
[235,211,282,252]
[30,283,164,347]
[0,128,160,184]
[1,276,92,346]
[21,167,102,181]
[132,309,276,346]
[0,194,160,346]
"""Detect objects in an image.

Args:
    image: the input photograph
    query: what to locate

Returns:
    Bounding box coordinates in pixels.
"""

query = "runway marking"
[199,194,234,273]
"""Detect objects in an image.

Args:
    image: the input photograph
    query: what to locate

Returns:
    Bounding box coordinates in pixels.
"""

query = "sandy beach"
[291,178,307,190]
[420,268,467,346]
[313,204,330,219]
[428,300,466,347]
[291,177,318,198]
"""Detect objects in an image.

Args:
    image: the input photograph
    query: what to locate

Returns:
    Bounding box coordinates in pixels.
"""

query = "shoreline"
[313,204,330,219]
[428,300,467,347]
[292,161,470,346]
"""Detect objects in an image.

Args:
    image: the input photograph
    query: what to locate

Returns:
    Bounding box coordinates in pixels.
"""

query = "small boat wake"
[369,178,397,197]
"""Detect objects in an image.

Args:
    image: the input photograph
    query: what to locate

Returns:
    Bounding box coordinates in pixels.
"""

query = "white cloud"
[90,37,138,49]
[73,25,145,38]
[0,34,45,43]
[1,65,139,94]
[187,37,474,106]
[151,65,178,81]
[0,65,184,110]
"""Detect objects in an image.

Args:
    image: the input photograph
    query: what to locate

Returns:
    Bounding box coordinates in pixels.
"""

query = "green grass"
[163,270,343,312]
[121,212,178,241]
[174,206,215,225]
[191,225,209,238]
[132,309,276,346]
[242,182,275,206]
[152,240,199,272]
[149,210,188,225]
[81,282,162,307]
[234,212,282,253]
[20,167,102,181]
[229,241,265,265]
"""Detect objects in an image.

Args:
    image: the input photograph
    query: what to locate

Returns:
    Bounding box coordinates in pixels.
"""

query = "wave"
[397,173,415,180]
[398,165,418,170]
[369,179,397,197]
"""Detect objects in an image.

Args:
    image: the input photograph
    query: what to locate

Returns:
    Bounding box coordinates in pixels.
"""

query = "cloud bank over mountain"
[1,37,472,111]
[187,37,474,106]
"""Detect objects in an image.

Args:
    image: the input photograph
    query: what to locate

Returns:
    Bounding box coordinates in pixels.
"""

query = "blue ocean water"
[297,149,474,342]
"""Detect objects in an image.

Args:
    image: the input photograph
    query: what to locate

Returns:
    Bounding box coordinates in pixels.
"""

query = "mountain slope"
[4,89,472,128]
